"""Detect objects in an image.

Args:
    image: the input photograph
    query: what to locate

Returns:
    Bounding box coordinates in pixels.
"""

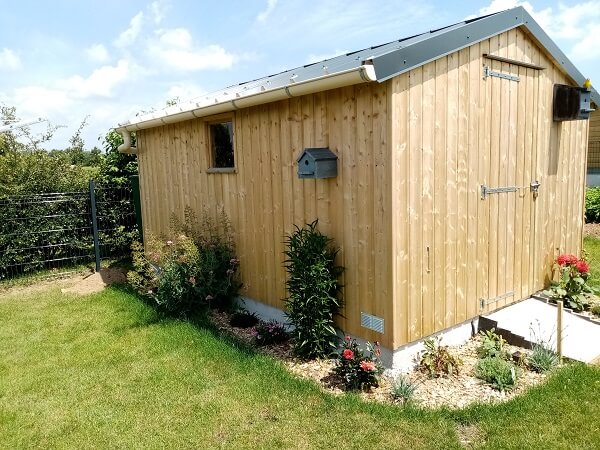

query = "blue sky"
[1,0,598,149]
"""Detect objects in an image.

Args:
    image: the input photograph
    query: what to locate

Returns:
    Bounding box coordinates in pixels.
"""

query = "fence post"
[89,179,101,272]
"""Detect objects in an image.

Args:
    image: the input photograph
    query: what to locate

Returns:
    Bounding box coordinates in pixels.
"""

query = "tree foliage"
[97,130,138,186]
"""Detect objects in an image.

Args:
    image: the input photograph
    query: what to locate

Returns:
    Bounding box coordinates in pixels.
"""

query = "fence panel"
[0,181,136,281]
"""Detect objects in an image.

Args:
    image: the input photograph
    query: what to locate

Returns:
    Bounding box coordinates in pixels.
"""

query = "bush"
[128,207,240,314]
[391,375,417,405]
[527,344,559,373]
[229,310,259,328]
[254,320,289,346]
[475,357,519,391]
[585,187,600,223]
[592,303,600,318]
[418,338,461,378]
[284,220,343,359]
[129,234,203,314]
[334,336,383,391]
[478,328,509,360]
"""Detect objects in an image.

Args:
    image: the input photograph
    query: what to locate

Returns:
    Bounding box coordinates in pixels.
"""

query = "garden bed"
[209,309,550,409]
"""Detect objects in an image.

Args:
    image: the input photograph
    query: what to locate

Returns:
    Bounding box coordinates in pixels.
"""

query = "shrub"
[543,254,594,311]
[254,320,289,346]
[334,336,383,391]
[128,207,240,314]
[592,303,600,318]
[475,357,519,391]
[478,328,509,360]
[527,343,559,373]
[284,220,344,359]
[585,187,600,223]
[129,234,203,314]
[418,337,461,378]
[229,310,259,328]
[391,375,417,405]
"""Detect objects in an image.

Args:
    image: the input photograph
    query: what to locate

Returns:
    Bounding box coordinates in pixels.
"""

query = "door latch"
[530,180,541,199]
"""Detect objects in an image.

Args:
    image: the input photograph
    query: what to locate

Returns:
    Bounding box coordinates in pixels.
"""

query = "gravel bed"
[209,309,550,409]
[584,222,600,238]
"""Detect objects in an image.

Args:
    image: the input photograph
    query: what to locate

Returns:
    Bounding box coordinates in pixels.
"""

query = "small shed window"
[209,121,235,168]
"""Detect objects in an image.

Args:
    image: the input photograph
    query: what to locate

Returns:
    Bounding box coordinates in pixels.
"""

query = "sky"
[0,0,598,150]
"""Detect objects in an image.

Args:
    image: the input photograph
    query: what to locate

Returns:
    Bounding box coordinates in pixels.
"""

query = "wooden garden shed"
[115,7,599,367]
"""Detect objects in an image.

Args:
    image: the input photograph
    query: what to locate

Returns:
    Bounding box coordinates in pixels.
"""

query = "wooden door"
[479,62,541,313]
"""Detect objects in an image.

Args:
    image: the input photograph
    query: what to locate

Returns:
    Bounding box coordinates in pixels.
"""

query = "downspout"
[117,129,137,155]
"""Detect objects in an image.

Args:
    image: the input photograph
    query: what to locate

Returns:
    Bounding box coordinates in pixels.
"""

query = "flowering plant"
[254,320,289,346]
[127,207,241,314]
[544,253,594,311]
[334,336,383,391]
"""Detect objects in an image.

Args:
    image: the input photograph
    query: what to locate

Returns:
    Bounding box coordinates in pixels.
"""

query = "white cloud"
[165,82,206,102]
[147,28,237,71]
[571,24,600,61]
[0,48,22,70]
[150,0,168,24]
[306,49,348,64]
[257,0,278,22]
[58,60,130,99]
[114,11,144,48]
[85,43,109,63]
[12,85,70,116]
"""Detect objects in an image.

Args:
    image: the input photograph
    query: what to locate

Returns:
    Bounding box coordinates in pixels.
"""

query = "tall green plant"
[585,187,600,223]
[284,220,343,358]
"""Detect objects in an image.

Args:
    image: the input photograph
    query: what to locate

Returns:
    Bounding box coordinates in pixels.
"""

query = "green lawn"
[1,282,600,448]
[584,236,600,290]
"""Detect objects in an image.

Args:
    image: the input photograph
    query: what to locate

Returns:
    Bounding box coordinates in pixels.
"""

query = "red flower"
[345,335,351,341]
[342,349,354,360]
[557,254,578,266]
[360,360,376,371]
[576,260,590,273]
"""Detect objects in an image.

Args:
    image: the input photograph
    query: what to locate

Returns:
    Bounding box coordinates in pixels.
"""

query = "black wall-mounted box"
[553,84,594,121]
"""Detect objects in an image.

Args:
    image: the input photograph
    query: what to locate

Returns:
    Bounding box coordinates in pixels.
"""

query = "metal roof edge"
[372,6,599,104]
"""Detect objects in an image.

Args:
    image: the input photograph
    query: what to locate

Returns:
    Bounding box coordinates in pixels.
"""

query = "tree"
[0,104,60,155]
[0,105,90,196]
[97,130,138,185]
[64,116,89,165]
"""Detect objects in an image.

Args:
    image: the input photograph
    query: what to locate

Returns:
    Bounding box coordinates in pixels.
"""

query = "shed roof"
[115,6,598,132]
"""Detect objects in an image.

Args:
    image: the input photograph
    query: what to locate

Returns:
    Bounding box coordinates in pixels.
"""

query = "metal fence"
[0,180,137,280]
[588,142,600,169]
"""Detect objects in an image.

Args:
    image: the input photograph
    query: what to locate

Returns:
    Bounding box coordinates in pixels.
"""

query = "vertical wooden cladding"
[390,27,588,348]
[137,82,393,347]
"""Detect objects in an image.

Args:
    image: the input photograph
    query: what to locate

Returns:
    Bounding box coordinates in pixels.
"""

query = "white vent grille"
[360,312,384,334]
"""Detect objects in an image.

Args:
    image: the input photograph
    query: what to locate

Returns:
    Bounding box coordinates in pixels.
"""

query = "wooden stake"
[557,300,563,361]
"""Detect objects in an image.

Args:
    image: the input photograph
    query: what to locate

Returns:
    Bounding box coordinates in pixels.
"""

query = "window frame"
[206,115,236,173]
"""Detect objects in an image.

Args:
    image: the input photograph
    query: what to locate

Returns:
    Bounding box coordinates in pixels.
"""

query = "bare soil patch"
[0,271,90,298]
[210,309,549,409]
[61,268,127,295]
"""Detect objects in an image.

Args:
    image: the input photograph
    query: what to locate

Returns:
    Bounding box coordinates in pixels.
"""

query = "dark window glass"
[210,121,234,168]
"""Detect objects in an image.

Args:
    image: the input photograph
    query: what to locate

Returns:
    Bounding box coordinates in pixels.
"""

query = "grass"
[1,285,600,448]
[584,236,600,290]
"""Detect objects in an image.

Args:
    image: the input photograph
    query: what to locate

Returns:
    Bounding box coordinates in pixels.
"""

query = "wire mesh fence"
[588,142,600,169]
[0,181,137,281]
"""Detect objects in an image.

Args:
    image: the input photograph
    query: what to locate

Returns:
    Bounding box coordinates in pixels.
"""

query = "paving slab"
[484,298,600,363]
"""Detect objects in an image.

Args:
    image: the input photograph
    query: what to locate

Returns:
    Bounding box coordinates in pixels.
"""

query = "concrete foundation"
[235,295,478,371]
